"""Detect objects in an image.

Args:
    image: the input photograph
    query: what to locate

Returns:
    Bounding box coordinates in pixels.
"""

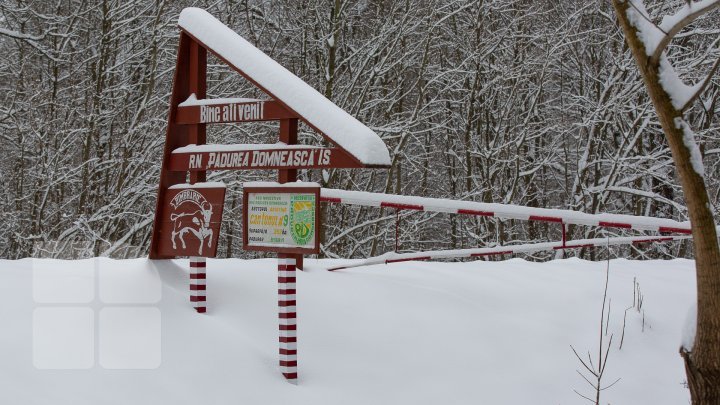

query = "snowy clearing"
[0,257,694,404]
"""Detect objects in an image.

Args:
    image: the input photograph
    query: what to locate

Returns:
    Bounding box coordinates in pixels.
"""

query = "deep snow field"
[0,257,695,404]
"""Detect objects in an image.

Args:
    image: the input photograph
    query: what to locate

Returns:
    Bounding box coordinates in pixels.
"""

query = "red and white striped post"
[190,257,207,313]
[278,254,298,384]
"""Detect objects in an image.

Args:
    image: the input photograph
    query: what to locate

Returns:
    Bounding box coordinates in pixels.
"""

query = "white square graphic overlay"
[99,307,162,369]
[98,258,162,304]
[33,307,94,369]
[32,258,95,303]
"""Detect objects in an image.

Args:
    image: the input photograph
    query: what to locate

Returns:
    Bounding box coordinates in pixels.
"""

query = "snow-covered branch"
[626,0,720,111]
[652,0,720,65]
[681,55,720,111]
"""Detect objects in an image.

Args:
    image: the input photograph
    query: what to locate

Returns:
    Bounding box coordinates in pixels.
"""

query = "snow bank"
[178,8,390,167]
[0,258,694,404]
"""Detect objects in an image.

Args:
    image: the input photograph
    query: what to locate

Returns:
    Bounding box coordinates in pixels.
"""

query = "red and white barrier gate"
[328,234,692,271]
[318,188,695,271]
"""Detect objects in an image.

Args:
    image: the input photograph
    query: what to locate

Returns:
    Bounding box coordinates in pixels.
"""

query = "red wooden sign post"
[148,8,390,384]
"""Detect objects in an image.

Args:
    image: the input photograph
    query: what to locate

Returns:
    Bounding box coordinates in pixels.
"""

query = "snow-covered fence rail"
[327,235,691,271]
[319,188,696,270]
[320,189,692,234]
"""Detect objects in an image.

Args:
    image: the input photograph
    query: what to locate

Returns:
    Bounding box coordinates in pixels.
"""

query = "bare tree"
[611,1,720,403]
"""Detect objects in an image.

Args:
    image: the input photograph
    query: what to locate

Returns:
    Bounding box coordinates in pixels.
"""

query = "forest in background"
[1,0,718,260]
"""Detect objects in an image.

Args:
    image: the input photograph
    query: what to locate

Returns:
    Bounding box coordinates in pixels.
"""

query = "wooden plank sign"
[176,99,297,124]
[156,183,226,257]
[243,184,321,254]
[169,145,363,172]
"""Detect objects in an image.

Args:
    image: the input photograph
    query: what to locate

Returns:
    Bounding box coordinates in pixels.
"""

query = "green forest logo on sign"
[290,194,315,246]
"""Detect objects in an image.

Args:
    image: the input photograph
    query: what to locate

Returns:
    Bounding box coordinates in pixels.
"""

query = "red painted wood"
[188,39,207,186]
[380,202,424,211]
[598,221,633,229]
[385,256,432,263]
[169,147,361,171]
[278,119,306,271]
[554,243,594,250]
[659,226,692,234]
[470,251,513,257]
[155,186,226,258]
[150,33,206,259]
[457,209,495,217]
[632,237,674,244]
[176,99,297,124]
[529,215,563,223]
[179,28,387,169]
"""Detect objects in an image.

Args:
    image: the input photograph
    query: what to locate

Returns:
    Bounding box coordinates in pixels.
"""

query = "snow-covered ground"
[0,257,694,404]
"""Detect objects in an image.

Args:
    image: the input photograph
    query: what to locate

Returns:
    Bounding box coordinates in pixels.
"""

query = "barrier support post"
[278,254,298,384]
[190,257,207,313]
[278,118,304,270]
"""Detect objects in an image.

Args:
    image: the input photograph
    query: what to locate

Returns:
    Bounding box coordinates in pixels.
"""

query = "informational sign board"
[243,185,321,254]
[156,183,226,258]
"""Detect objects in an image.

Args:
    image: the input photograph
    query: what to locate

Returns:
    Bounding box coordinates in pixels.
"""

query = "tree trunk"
[612,2,720,404]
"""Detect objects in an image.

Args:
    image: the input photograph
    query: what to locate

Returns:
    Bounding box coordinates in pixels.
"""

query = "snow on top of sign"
[243,181,320,188]
[168,181,226,189]
[178,8,390,166]
[179,93,262,107]
[173,142,324,154]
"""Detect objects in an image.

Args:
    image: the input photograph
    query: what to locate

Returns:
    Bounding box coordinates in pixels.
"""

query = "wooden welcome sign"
[148,8,389,260]
[147,7,390,384]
